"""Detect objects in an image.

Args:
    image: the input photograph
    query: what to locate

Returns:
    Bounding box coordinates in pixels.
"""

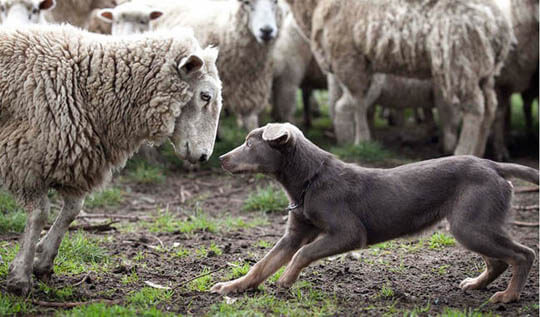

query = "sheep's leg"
[475,78,497,157]
[492,89,511,161]
[302,87,313,128]
[7,195,49,296]
[271,76,297,123]
[353,92,371,145]
[327,74,342,122]
[454,86,485,156]
[241,113,259,133]
[33,195,84,281]
[333,87,357,144]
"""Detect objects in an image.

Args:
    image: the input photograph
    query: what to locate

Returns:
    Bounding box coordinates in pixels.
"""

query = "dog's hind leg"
[211,212,319,295]
[450,223,535,303]
[459,256,508,290]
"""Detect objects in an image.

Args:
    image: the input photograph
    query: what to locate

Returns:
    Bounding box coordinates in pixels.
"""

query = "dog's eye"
[246,139,252,148]
[32,7,38,14]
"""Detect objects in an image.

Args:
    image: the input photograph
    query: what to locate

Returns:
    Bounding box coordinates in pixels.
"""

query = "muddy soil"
[0,136,538,316]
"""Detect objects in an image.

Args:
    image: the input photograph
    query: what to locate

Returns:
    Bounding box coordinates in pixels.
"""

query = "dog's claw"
[490,291,520,304]
[210,280,246,295]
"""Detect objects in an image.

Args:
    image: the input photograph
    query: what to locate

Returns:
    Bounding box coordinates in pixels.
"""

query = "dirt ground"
[0,121,538,316]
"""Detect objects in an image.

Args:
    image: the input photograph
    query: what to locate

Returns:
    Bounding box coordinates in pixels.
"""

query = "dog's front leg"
[211,212,319,295]
[277,221,367,288]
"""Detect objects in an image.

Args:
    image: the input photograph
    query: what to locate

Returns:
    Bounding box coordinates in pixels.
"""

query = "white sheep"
[285,0,513,157]
[134,0,283,131]
[0,24,222,296]
[97,1,163,35]
[0,0,55,25]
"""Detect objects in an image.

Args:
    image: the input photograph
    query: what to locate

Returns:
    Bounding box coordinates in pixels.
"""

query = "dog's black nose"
[199,154,208,162]
[260,26,274,41]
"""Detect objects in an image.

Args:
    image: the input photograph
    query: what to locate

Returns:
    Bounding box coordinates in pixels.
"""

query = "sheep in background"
[43,0,116,33]
[489,0,539,160]
[271,10,327,128]
[135,0,283,131]
[1,25,222,295]
[97,1,162,35]
[0,0,55,25]
[285,0,513,157]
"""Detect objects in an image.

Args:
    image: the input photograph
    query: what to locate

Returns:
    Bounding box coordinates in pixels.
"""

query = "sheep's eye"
[140,19,145,24]
[32,8,38,14]
[200,91,212,103]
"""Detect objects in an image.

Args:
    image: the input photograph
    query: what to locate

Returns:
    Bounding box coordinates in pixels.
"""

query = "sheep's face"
[0,0,54,25]
[171,46,222,164]
[239,0,282,44]
[97,4,163,36]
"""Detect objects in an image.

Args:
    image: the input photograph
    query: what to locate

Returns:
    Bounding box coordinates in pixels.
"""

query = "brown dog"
[212,123,538,303]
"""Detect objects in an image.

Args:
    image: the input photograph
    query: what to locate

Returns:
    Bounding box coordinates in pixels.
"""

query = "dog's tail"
[494,162,539,185]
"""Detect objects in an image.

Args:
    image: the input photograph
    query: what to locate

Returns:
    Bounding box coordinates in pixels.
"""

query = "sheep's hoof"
[7,275,32,296]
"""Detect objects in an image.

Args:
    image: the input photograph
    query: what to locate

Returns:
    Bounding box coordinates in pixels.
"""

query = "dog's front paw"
[211,279,248,295]
[459,277,486,291]
[490,291,520,304]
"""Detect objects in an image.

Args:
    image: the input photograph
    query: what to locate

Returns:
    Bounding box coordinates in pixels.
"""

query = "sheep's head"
[171,46,222,164]
[97,2,162,35]
[238,0,282,44]
[0,0,54,25]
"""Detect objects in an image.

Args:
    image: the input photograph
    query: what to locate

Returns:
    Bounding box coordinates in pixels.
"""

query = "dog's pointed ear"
[262,123,292,147]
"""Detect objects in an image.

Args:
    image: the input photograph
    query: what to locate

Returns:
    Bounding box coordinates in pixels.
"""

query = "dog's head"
[220,122,300,174]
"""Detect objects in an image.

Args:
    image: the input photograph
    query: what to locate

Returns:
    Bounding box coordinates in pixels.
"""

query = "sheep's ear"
[38,0,55,10]
[178,54,204,77]
[149,10,163,20]
[97,9,114,22]
[262,123,292,147]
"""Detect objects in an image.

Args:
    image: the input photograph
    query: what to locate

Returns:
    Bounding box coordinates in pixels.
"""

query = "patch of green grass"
[379,284,394,299]
[243,185,288,213]
[0,242,18,278]
[127,287,173,308]
[0,293,34,315]
[0,190,26,233]
[268,267,286,284]
[438,307,496,317]
[188,267,214,291]
[38,282,74,301]
[126,161,165,184]
[146,209,267,234]
[173,247,190,258]
[433,264,450,276]
[210,280,338,316]
[85,187,124,209]
[226,261,251,280]
[55,231,109,275]
[63,302,175,317]
[147,209,218,234]
[369,241,397,255]
[195,243,223,258]
[256,240,273,249]
[428,232,456,250]
[330,141,392,163]
[121,272,139,285]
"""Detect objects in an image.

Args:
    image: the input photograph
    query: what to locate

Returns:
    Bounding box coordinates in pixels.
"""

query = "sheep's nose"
[260,26,274,41]
[199,154,208,162]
